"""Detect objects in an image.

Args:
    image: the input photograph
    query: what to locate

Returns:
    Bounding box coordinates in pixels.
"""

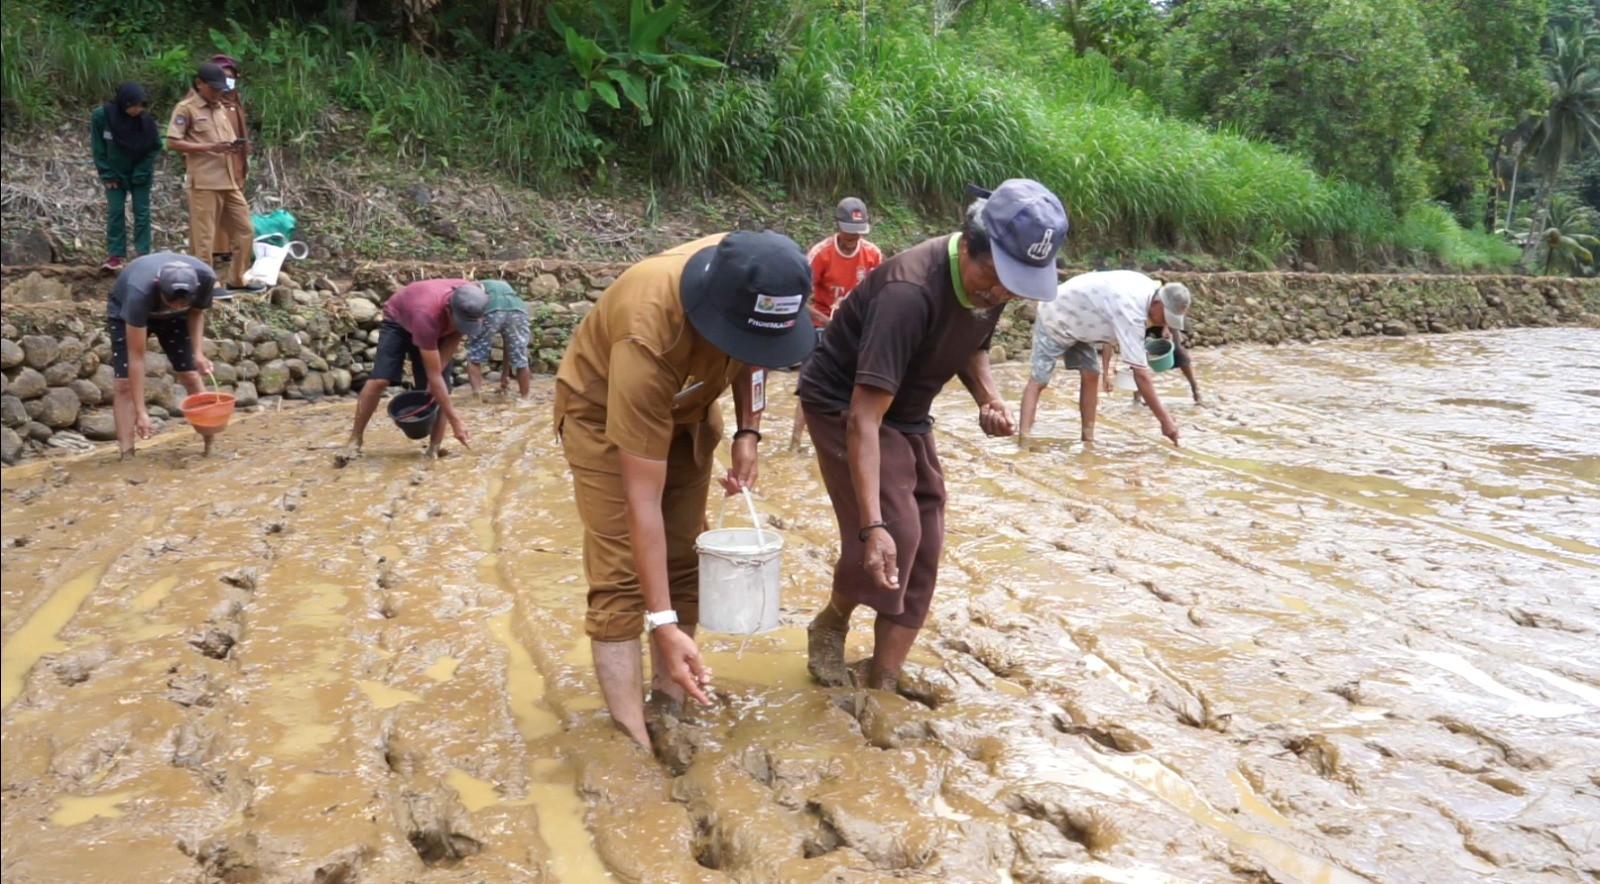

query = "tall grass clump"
[1394,203,1521,269]
[1,14,146,126]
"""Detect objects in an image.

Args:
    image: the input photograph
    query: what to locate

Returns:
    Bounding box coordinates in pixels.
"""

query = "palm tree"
[1522,24,1600,265]
[1539,192,1600,275]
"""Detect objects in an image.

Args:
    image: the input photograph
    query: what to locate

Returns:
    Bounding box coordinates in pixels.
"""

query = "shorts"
[372,319,450,389]
[805,406,946,629]
[466,310,532,369]
[108,316,194,379]
[1146,326,1191,369]
[1029,321,1102,385]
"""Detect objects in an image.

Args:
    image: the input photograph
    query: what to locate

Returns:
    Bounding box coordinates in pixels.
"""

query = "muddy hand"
[864,530,899,592]
[653,626,713,706]
[135,410,154,440]
[451,418,471,449]
[1161,418,1181,447]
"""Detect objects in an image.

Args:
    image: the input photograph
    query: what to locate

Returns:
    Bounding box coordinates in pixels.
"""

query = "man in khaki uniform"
[166,63,259,292]
[207,53,252,267]
[554,231,814,749]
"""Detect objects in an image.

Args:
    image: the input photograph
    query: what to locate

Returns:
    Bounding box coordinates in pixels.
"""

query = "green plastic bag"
[252,210,296,242]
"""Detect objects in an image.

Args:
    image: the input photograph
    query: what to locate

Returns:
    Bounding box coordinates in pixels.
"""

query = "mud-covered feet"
[807,616,849,686]
[644,689,699,773]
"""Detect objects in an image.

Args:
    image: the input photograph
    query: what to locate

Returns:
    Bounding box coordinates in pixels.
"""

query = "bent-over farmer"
[554,231,814,748]
[105,253,217,457]
[465,279,532,399]
[343,279,487,457]
[799,179,1068,691]
[1019,270,1190,446]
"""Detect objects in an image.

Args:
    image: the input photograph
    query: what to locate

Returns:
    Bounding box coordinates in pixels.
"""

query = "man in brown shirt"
[798,179,1069,692]
[555,230,814,749]
[207,53,251,267]
[166,63,258,291]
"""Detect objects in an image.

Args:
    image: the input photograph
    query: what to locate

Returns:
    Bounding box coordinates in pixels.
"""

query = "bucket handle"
[715,487,767,548]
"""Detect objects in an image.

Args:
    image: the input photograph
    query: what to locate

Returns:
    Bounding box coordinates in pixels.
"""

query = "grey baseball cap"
[835,197,871,234]
[157,262,201,299]
[977,179,1069,301]
[450,283,489,336]
[1156,282,1191,331]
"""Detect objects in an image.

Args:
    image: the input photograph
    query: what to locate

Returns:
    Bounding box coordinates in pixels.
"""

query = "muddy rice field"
[3,327,1598,883]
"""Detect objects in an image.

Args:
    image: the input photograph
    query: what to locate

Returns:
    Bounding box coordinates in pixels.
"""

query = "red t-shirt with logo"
[807,235,883,327]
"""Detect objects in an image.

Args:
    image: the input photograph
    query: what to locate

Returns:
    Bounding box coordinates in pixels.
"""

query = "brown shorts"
[563,426,711,642]
[804,406,946,629]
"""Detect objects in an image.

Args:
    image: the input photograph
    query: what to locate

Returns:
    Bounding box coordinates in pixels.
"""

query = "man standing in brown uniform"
[166,63,258,292]
[555,231,814,748]
[207,54,251,268]
[798,179,1069,691]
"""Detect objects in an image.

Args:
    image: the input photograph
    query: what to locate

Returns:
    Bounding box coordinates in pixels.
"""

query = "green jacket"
[90,104,158,187]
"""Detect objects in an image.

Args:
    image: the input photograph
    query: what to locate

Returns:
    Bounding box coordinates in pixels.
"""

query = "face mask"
[224,77,237,91]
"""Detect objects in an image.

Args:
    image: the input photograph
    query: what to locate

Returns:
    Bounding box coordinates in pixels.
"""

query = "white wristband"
[645,610,679,633]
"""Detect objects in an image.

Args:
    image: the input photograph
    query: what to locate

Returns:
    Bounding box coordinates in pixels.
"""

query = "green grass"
[0,4,1521,271]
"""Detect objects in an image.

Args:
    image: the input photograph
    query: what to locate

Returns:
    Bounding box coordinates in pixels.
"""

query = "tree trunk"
[494,0,509,49]
[1522,158,1563,268]
[1484,138,1503,234]
[1504,153,1522,233]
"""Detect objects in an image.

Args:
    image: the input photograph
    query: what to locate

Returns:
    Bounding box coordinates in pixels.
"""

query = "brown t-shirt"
[554,234,741,471]
[384,278,469,350]
[798,234,999,434]
[166,90,239,191]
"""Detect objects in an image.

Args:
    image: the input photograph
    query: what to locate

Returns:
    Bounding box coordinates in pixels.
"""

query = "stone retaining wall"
[3,262,1598,464]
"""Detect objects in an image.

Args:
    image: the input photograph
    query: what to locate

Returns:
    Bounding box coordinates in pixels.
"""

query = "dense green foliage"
[2,0,1595,273]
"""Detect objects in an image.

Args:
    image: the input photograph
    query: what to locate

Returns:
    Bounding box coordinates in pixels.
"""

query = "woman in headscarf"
[91,82,161,271]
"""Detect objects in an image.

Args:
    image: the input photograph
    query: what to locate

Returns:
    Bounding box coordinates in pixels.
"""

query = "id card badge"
[751,368,766,413]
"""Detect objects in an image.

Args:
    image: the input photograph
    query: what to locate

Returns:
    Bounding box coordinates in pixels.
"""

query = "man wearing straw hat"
[1018,270,1190,446]
[799,179,1067,692]
[104,252,217,458]
[341,278,488,458]
[554,231,814,749]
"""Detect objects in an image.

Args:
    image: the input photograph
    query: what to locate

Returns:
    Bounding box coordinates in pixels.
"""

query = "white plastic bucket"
[1114,370,1137,392]
[696,489,783,635]
[245,234,310,286]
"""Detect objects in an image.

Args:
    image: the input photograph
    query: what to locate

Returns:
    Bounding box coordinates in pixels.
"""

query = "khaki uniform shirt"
[555,233,741,473]
[166,90,239,190]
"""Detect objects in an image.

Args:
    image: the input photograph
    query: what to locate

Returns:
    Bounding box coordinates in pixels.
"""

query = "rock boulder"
[9,367,48,400]
[1,426,23,464]
[20,335,58,368]
[77,412,117,441]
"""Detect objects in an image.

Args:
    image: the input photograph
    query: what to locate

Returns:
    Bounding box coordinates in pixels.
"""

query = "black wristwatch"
[733,428,762,443]
[858,521,889,542]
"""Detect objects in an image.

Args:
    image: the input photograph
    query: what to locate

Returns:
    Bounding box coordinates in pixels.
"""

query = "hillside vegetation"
[4,0,1596,272]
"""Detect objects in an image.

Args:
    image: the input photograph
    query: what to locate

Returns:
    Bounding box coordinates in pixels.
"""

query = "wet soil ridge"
[3,265,1598,466]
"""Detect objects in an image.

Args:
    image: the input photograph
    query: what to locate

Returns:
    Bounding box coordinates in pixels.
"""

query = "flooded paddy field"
[3,327,1597,882]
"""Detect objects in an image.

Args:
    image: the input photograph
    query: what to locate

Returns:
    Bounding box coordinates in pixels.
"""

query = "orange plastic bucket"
[179,392,237,436]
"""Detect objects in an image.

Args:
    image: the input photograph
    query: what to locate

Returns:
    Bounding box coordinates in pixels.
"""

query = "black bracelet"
[733,428,762,443]
[858,521,889,542]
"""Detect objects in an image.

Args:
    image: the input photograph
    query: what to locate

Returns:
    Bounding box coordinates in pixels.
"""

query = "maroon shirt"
[798,235,1000,434]
[383,278,469,350]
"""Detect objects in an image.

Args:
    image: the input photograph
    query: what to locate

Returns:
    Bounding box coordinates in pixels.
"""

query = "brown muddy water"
[3,328,1597,882]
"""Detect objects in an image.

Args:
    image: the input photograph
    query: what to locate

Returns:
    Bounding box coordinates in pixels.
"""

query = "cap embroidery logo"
[753,294,803,315]
[1026,228,1055,261]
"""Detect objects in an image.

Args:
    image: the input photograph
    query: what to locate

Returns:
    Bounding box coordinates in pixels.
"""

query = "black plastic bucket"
[387,390,439,440]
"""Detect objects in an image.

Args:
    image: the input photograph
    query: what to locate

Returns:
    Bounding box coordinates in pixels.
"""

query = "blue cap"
[979,179,1069,301]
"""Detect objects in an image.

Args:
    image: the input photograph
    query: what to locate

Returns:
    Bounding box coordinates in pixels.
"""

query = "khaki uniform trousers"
[189,188,252,287]
[563,425,713,642]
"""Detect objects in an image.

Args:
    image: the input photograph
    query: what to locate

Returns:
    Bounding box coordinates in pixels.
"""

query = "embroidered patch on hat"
[753,294,803,315]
